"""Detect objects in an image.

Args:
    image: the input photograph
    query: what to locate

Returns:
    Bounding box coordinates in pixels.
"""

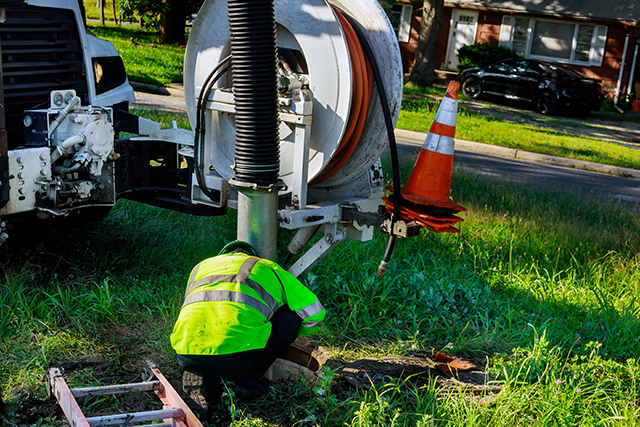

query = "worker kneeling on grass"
[170,241,325,418]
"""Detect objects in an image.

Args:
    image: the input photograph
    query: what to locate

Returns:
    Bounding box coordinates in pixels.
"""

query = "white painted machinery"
[0,0,413,277]
[184,0,407,275]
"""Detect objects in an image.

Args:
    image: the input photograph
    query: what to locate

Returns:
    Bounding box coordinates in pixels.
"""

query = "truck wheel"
[462,78,482,99]
[536,92,558,115]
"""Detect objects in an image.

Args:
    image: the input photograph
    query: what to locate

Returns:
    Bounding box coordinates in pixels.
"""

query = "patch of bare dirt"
[341,355,501,394]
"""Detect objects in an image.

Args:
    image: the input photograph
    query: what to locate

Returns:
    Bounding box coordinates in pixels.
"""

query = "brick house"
[391,0,639,97]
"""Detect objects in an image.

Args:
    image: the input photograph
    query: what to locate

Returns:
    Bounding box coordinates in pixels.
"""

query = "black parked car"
[459,58,602,116]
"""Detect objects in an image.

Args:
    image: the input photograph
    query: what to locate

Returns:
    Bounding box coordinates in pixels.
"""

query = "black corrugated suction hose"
[341,12,401,278]
[228,0,280,185]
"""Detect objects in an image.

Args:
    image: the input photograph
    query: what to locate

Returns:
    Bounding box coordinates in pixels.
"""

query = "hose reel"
[184,0,402,205]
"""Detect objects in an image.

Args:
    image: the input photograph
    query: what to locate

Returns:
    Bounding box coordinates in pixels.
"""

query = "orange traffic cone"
[384,81,465,234]
[401,81,464,211]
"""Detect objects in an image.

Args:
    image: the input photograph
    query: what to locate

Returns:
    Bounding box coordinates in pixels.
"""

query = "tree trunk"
[99,0,105,25]
[157,0,187,45]
[77,0,87,27]
[112,0,118,25]
[406,0,444,88]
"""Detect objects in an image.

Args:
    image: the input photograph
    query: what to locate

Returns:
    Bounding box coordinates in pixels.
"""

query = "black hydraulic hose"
[194,56,232,201]
[228,0,280,186]
[280,251,293,268]
[342,13,401,277]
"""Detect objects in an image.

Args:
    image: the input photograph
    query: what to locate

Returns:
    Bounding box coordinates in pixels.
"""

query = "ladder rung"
[71,381,161,398]
[86,408,184,426]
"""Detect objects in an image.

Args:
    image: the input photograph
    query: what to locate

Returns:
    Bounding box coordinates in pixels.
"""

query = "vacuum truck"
[2,0,438,276]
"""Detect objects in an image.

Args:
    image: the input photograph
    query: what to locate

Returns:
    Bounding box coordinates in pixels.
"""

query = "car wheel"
[462,78,482,99]
[536,92,558,115]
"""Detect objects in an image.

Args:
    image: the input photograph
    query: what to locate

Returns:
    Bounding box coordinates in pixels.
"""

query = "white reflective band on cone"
[423,133,455,155]
[435,97,458,127]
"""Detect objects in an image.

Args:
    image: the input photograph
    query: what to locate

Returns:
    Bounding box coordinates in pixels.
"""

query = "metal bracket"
[287,223,346,277]
[342,207,422,238]
[196,88,313,209]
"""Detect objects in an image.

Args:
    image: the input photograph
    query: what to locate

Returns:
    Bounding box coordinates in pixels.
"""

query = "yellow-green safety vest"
[171,253,325,356]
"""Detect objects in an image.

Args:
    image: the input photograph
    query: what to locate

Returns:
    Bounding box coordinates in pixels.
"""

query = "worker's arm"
[262,260,325,336]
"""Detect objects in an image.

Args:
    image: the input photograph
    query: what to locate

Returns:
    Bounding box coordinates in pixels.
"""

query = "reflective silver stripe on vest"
[303,320,323,329]
[182,290,272,319]
[296,300,324,320]
[185,262,203,298]
[183,257,279,318]
[185,257,259,297]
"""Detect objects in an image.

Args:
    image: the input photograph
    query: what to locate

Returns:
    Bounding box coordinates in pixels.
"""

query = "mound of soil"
[342,355,502,396]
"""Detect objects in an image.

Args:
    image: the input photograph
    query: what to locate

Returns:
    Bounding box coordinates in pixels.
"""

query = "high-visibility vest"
[171,254,325,356]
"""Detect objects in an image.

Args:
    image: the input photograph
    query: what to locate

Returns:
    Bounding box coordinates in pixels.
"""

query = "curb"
[394,129,640,180]
[130,80,184,98]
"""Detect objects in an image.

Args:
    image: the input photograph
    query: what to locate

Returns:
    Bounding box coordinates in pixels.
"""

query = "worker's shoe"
[182,369,210,419]
[230,377,270,402]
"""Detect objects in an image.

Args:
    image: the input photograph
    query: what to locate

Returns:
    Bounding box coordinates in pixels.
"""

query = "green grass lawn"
[88,24,185,86]
[0,135,638,423]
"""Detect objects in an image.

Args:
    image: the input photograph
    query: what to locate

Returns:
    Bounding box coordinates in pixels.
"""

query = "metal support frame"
[192,88,313,210]
[287,222,346,277]
[46,362,203,427]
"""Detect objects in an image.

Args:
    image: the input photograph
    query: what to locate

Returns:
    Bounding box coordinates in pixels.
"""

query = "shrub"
[457,43,519,72]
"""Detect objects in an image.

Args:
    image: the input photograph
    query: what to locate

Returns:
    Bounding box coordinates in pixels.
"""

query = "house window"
[575,24,594,62]
[512,18,529,54]
[530,21,574,59]
[499,16,607,66]
[389,4,413,43]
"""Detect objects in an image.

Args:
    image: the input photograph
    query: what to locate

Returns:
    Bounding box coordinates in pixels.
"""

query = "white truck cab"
[0,0,221,244]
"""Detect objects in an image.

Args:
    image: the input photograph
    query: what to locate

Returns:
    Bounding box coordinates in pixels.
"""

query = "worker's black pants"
[175,307,301,397]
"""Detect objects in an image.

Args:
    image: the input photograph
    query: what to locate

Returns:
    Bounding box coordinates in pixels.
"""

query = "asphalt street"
[133,90,640,205]
[395,137,640,204]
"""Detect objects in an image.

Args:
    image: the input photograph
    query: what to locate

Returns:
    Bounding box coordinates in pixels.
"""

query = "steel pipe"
[237,188,278,260]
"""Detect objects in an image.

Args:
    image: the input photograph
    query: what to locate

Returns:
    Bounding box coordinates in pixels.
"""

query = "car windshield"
[539,62,585,79]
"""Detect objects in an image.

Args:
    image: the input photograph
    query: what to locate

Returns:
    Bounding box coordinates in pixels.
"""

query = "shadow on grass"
[88,24,160,44]
[0,200,234,290]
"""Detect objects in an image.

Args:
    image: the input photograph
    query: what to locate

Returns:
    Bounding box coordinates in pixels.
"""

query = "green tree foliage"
[457,43,520,72]
[119,0,161,28]
[377,0,400,29]
[119,0,203,44]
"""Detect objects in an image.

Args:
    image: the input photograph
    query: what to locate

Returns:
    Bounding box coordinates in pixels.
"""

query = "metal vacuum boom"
[228,0,280,185]
[185,0,404,274]
[228,0,281,260]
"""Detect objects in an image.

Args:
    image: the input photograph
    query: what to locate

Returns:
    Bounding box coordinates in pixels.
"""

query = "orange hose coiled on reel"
[309,7,373,185]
